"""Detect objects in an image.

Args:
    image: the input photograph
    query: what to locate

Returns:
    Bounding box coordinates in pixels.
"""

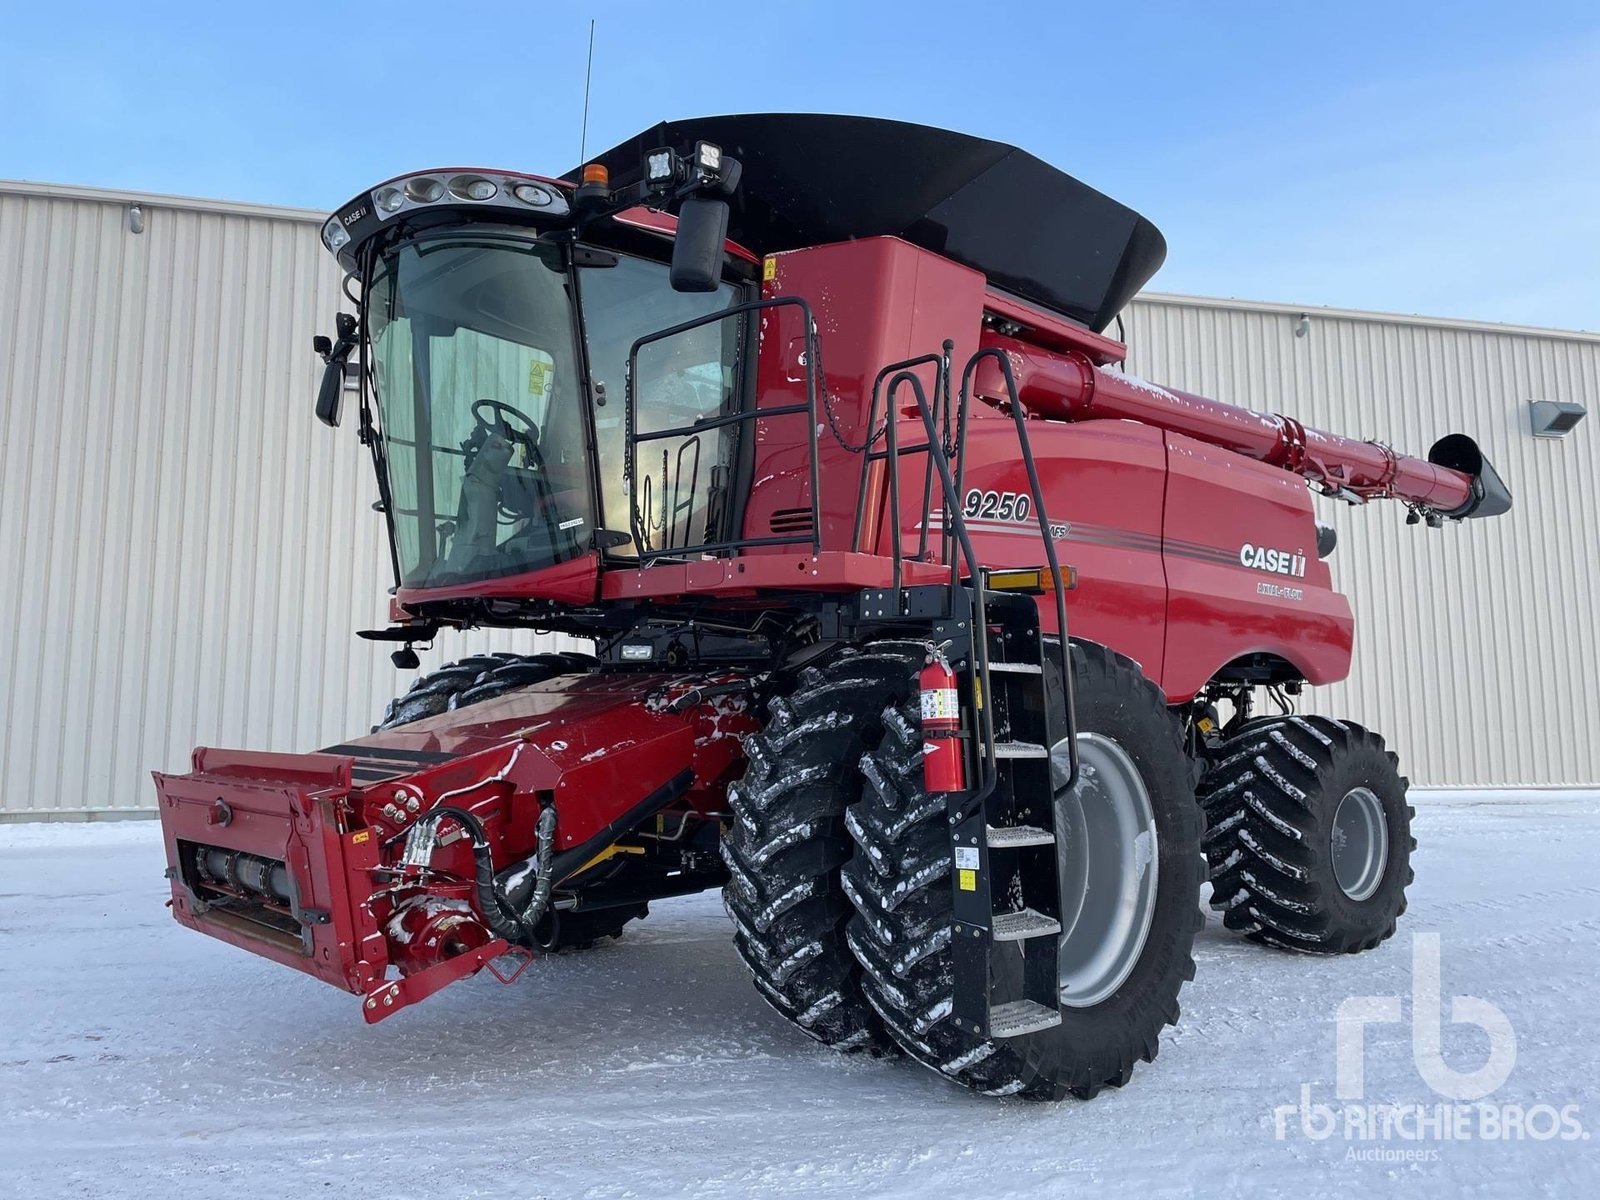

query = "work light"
[405,177,445,204]
[646,149,676,184]
[513,183,555,207]
[321,217,350,252]
[695,141,722,176]
[448,175,497,202]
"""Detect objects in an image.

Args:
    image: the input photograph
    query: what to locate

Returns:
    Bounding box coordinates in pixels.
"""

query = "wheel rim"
[1050,732,1160,1009]
[1331,786,1389,901]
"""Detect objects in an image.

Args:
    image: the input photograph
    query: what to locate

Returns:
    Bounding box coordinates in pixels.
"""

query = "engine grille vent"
[769,507,815,536]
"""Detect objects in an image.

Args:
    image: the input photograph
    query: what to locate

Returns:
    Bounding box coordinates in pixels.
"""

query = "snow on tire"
[843,639,1205,1100]
[720,642,926,1055]
[1200,714,1415,953]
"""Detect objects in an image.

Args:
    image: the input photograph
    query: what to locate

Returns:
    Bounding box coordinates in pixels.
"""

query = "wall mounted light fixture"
[1529,399,1586,438]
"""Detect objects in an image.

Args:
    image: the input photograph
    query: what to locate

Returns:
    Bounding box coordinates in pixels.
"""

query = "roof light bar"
[320,170,574,270]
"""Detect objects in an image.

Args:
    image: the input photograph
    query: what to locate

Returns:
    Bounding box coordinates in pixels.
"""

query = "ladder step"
[986,824,1055,849]
[992,909,1062,941]
[988,999,1062,1038]
[991,740,1049,760]
[987,661,1042,675]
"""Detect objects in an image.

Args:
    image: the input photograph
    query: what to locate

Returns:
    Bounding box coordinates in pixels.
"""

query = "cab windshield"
[368,230,742,589]
[369,235,591,588]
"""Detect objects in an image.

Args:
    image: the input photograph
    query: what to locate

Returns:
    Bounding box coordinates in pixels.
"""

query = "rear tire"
[1200,715,1414,953]
[720,642,925,1054]
[375,651,597,731]
[843,640,1205,1099]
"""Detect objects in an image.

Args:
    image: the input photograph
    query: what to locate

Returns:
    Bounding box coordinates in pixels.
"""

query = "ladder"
[857,346,1078,1041]
[950,590,1068,1039]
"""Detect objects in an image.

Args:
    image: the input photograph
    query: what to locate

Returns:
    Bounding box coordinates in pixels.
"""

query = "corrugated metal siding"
[0,185,571,819]
[2,184,1596,816]
[1124,297,1600,787]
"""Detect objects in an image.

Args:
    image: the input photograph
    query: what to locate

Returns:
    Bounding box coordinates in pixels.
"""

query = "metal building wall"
[2,184,1596,817]
[0,183,568,820]
[1123,295,1600,788]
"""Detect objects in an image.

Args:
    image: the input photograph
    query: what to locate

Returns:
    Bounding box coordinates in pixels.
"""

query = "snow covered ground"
[3,795,1596,1199]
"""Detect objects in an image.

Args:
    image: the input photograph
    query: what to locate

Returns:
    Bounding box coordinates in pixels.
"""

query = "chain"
[811,328,885,455]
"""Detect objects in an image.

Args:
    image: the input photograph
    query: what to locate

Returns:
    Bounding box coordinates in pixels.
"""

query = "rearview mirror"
[316,359,345,427]
[314,314,358,427]
[670,196,729,293]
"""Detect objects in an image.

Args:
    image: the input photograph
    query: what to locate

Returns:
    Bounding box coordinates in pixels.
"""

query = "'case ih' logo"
[1240,542,1308,578]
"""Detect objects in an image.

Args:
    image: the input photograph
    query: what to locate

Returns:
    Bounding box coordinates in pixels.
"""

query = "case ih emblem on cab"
[1239,542,1308,577]
[150,113,1511,1102]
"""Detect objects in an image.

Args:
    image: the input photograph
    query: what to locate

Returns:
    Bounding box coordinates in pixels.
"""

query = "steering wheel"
[472,398,540,454]
[468,399,547,524]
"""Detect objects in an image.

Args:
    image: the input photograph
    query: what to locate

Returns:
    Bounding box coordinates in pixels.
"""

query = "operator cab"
[314,150,752,604]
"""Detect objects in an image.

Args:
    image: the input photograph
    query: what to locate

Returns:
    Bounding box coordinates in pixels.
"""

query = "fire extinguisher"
[920,650,966,793]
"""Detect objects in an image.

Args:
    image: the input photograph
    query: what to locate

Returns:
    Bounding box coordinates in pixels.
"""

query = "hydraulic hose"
[497,769,696,913]
[510,804,559,934]
[411,805,547,946]
[417,772,695,948]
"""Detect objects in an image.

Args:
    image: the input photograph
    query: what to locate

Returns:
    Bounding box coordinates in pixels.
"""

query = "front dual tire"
[842,640,1204,1099]
[720,643,928,1054]
[725,639,1205,1099]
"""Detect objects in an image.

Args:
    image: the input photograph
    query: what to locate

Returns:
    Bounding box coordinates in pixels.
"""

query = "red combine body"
[152,114,1509,1100]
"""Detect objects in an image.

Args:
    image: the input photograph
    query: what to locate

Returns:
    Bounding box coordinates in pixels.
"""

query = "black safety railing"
[958,348,1078,786]
[870,360,1078,795]
[624,299,1076,784]
[624,296,823,563]
[848,345,956,589]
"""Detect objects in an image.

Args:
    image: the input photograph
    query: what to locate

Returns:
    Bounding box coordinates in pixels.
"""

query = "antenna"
[579,19,596,163]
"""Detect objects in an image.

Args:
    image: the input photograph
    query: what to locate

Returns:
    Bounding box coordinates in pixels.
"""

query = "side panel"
[1161,432,1354,701]
[744,237,986,553]
[925,416,1170,684]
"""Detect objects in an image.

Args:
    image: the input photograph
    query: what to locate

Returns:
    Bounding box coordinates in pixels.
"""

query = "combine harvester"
[153,115,1510,1100]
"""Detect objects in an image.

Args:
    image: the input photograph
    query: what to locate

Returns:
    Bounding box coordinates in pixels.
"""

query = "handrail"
[625,296,823,562]
[849,351,950,559]
[959,348,1079,785]
[881,368,1000,808]
[869,351,1080,790]
[623,301,1078,786]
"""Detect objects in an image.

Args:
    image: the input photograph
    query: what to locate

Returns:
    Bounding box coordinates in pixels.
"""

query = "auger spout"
[978,332,1512,521]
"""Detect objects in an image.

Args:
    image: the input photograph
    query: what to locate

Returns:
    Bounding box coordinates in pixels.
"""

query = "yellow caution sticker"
[351,829,371,845]
[762,256,776,282]
[958,869,977,892]
[527,349,555,398]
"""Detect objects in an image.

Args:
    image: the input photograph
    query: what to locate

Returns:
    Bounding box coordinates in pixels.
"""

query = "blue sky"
[3,1,1596,329]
